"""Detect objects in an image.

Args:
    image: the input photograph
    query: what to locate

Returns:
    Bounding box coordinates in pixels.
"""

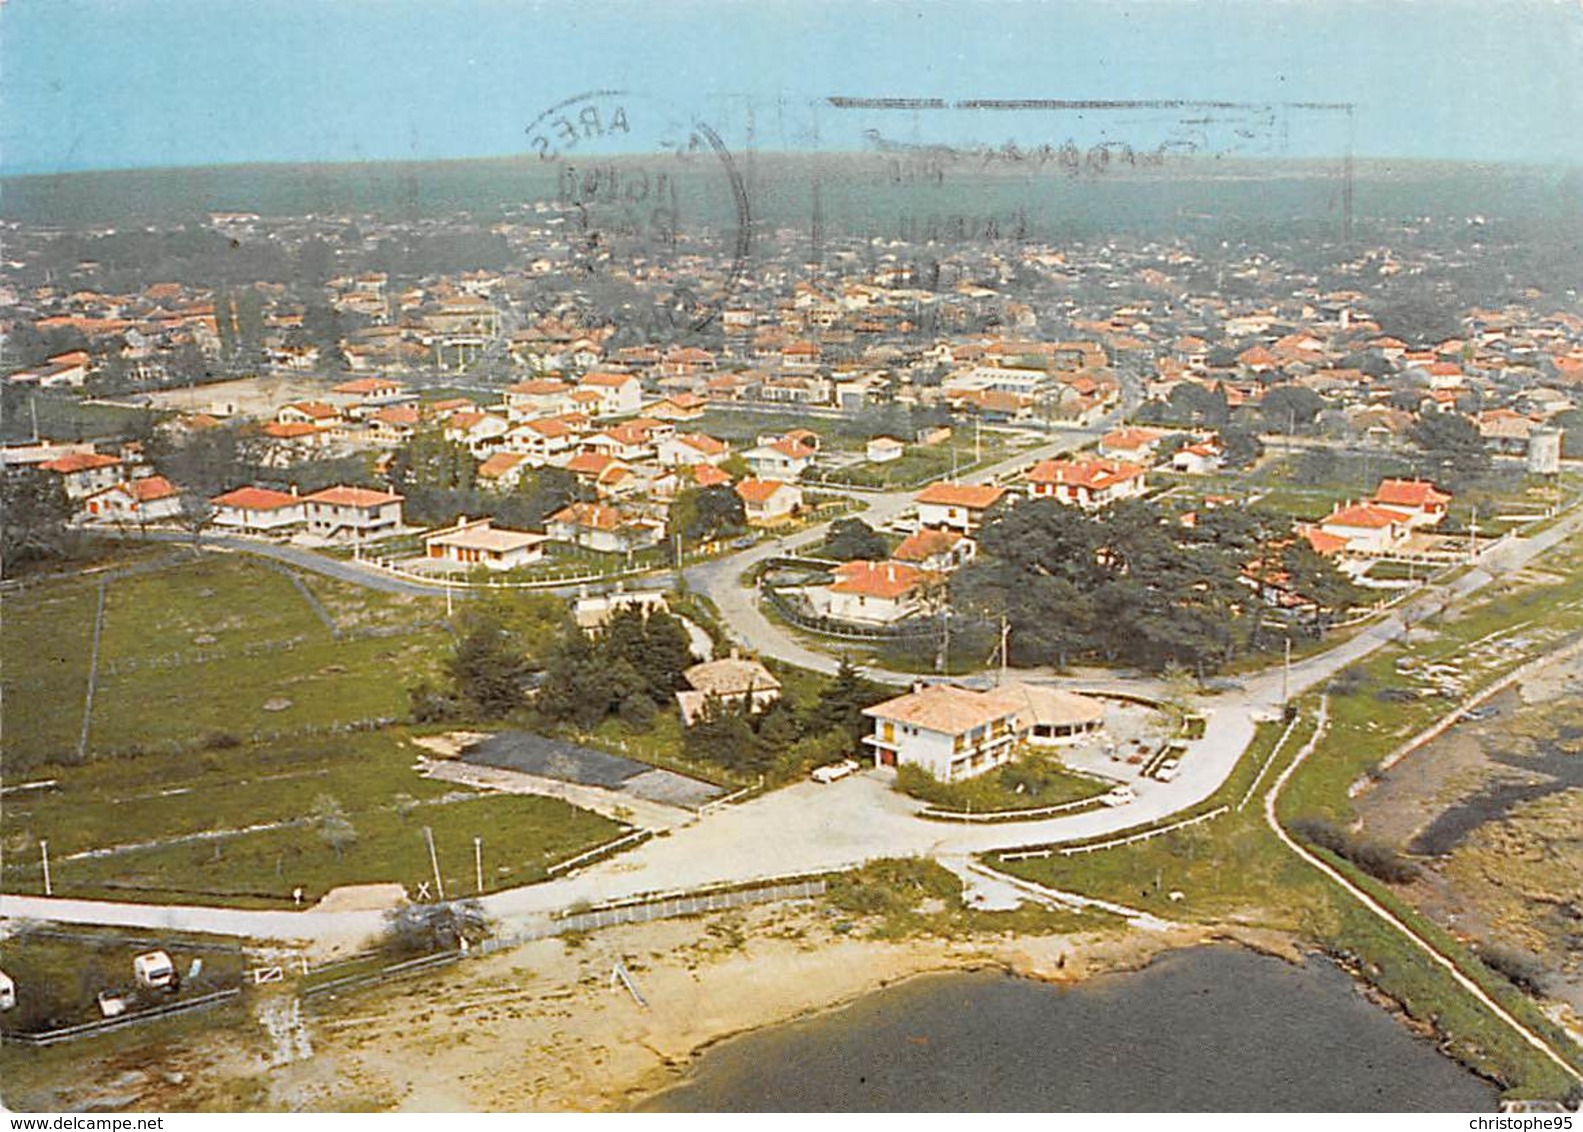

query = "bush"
[1479,944,1547,996]
[381,899,492,959]
[203,732,243,750]
[1291,816,1418,884]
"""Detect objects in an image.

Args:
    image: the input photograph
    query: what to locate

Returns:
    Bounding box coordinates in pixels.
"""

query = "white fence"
[483,879,829,952]
[999,805,1230,862]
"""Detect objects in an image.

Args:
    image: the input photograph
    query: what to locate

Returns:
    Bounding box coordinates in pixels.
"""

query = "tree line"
[952,497,1361,674]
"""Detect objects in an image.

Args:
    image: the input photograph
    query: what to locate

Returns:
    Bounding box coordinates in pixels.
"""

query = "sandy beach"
[254,904,1299,1112]
[0,900,1298,1112]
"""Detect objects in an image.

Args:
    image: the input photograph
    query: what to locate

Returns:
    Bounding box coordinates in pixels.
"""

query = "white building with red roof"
[302,485,405,542]
[812,560,931,626]
[914,482,1006,532]
[735,478,803,525]
[743,436,817,480]
[1097,426,1171,463]
[475,451,534,491]
[1026,457,1147,509]
[577,371,643,417]
[1370,479,1452,528]
[40,451,123,499]
[210,486,306,533]
[423,517,546,572]
[82,476,182,524]
[545,502,664,554]
[1317,502,1413,555]
[657,432,731,467]
[892,527,975,573]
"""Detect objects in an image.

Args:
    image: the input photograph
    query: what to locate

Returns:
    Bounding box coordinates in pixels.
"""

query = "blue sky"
[3,0,1581,174]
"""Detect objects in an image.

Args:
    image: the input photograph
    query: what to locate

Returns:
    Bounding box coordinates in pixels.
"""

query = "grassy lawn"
[3,554,451,764]
[1,579,101,762]
[825,857,1112,941]
[819,435,1010,489]
[696,409,860,451]
[896,757,1113,814]
[0,729,621,908]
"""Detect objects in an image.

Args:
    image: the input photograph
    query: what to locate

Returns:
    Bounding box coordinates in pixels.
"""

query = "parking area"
[463,731,724,809]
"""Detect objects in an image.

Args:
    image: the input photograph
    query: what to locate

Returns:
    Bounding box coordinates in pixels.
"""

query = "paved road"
[684,425,1106,679]
[8,467,1581,946]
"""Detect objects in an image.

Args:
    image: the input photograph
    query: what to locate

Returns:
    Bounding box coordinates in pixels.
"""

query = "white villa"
[423,517,546,571]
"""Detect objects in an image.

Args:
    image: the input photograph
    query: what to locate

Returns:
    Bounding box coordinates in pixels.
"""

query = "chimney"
[290,484,299,496]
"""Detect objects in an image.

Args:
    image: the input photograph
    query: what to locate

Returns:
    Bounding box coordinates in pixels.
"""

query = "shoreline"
[4,898,1499,1113]
[624,921,1308,1111]
[265,904,1303,1111]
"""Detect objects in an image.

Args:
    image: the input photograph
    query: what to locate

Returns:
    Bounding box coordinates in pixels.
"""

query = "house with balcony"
[862,682,1026,781]
[1026,457,1147,509]
[302,485,405,542]
[209,486,307,534]
[914,482,1006,532]
[40,451,123,500]
[577,371,643,417]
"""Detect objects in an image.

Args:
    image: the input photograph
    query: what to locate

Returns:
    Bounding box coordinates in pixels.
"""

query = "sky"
[3,0,1582,175]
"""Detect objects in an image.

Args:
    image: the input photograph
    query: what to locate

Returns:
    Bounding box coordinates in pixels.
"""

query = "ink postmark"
[525,91,751,334]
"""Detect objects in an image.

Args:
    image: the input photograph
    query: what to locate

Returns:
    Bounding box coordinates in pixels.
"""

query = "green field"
[3,554,451,766]
[0,729,621,907]
[0,552,624,907]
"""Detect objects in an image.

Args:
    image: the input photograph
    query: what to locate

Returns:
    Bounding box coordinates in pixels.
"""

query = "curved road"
[6,468,1582,945]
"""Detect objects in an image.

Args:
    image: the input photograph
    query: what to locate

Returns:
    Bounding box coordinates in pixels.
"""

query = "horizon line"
[5,151,1582,184]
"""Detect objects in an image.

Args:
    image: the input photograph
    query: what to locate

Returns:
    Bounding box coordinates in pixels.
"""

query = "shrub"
[1291,816,1418,884]
[1479,944,1546,996]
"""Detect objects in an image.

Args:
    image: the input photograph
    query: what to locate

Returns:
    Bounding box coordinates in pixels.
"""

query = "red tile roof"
[211,486,300,511]
[304,485,403,508]
[42,452,120,474]
[914,482,1006,509]
[829,560,928,599]
[735,478,791,504]
[1372,479,1451,509]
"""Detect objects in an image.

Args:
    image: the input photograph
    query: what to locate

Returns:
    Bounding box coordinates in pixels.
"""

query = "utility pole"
[1281,634,1292,712]
[473,836,484,896]
[999,614,1010,687]
[1469,504,1479,561]
[422,825,445,902]
[40,839,52,897]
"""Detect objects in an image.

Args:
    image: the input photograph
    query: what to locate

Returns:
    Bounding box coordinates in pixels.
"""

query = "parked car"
[811,759,860,784]
[1155,759,1181,782]
[1101,785,1135,807]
